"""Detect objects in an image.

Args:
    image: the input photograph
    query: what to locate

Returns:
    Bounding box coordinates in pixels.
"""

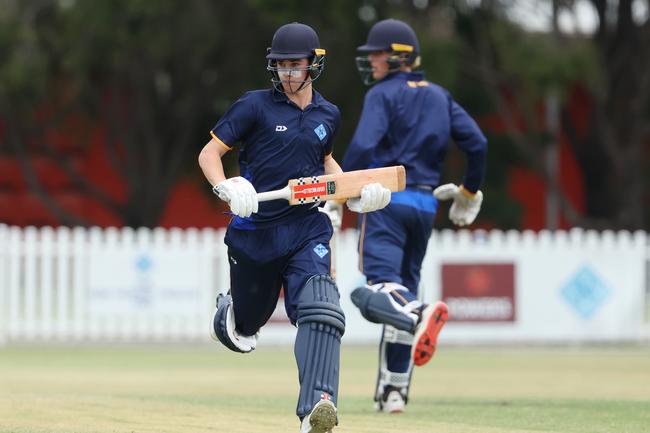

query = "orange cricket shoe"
[412,301,449,366]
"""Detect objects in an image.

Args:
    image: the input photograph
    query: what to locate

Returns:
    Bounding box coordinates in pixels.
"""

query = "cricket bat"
[257,166,406,204]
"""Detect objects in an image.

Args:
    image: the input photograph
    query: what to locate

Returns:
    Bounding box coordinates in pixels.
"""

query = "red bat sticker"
[294,182,327,199]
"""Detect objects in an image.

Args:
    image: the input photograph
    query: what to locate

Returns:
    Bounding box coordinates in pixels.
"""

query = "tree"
[0,0,274,227]
[4,0,646,229]
[565,0,650,229]
[452,0,650,229]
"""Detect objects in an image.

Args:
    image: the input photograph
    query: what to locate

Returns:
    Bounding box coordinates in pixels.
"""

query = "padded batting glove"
[319,200,343,229]
[347,183,391,213]
[433,183,483,227]
[213,176,259,218]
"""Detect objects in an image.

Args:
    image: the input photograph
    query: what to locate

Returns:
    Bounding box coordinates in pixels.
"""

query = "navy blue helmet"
[356,19,421,85]
[266,23,326,93]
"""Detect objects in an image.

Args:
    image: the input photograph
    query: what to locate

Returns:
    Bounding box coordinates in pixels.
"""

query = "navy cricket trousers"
[358,188,438,295]
[224,210,333,336]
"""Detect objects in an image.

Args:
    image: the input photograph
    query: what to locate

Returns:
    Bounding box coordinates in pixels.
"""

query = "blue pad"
[294,275,346,419]
[350,283,419,333]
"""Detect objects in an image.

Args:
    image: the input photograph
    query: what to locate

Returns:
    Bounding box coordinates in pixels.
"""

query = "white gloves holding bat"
[215,173,480,227]
[216,177,391,218]
[346,183,391,213]
[434,183,483,226]
[321,182,391,227]
[214,176,259,218]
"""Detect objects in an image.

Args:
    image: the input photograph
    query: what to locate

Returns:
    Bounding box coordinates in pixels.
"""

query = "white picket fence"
[0,225,228,344]
[0,223,649,346]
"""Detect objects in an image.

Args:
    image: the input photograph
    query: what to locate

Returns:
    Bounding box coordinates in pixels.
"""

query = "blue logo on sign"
[314,124,327,141]
[560,266,610,320]
[313,244,329,258]
[136,255,152,273]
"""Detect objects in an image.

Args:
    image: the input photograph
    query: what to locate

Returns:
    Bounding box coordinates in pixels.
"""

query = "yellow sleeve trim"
[210,131,232,151]
[459,185,477,198]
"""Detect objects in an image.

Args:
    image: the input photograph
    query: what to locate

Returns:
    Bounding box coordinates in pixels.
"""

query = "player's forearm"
[198,140,227,187]
[324,153,343,175]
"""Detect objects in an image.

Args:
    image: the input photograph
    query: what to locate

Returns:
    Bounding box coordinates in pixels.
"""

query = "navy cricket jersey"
[342,71,487,193]
[211,89,340,228]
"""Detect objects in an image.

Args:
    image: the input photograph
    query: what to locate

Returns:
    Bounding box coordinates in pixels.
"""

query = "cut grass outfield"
[0,345,649,433]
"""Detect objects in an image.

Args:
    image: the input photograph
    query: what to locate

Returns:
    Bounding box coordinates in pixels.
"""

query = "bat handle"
[257,185,291,202]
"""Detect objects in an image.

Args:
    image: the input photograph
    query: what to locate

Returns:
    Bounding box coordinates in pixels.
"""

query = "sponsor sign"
[441,263,516,322]
[88,251,201,315]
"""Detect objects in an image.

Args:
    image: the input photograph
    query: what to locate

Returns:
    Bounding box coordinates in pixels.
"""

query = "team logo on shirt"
[275,125,287,132]
[314,124,327,141]
[313,244,329,258]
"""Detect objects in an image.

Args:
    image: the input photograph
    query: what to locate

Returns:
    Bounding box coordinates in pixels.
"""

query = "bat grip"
[257,185,291,202]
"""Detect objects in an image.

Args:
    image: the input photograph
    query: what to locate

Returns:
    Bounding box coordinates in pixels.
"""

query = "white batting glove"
[434,183,483,226]
[213,176,259,218]
[347,183,391,213]
[319,200,343,229]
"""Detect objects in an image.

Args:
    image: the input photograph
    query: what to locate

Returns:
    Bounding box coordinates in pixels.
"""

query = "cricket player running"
[198,23,391,433]
[327,19,488,413]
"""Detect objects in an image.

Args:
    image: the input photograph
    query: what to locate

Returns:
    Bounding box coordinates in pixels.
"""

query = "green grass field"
[1,345,649,433]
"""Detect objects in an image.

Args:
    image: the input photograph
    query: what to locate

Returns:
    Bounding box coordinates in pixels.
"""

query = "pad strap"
[383,324,414,345]
[297,301,346,332]
[375,325,414,403]
[350,283,419,333]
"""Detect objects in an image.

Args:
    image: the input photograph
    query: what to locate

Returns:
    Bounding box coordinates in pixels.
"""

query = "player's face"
[277,58,310,93]
[368,51,390,81]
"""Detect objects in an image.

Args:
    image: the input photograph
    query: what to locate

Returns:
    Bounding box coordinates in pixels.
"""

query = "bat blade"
[286,166,406,205]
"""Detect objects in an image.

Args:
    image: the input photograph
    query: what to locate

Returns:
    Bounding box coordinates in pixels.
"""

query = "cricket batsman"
[198,22,391,433]
[326,18,488,413]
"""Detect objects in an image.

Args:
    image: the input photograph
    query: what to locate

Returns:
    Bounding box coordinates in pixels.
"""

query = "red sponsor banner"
[293,182,326,199]
[441,263,516,322]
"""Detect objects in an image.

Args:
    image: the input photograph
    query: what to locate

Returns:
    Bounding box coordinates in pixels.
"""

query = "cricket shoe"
[377,385,405,414]
[412,301,448,366]
[300,398,337,433]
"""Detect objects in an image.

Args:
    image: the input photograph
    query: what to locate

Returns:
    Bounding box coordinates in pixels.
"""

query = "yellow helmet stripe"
[391,43,413,52]
[314,48,326,55]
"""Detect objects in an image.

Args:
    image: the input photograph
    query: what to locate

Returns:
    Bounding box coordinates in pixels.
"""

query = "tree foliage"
[450,0,650,229]
[1,0,648,229]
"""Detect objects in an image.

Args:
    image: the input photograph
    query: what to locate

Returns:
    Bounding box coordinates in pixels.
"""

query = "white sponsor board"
[88,250,201,315]
[419,230,648,343]
[1,226,648,345]
[0,224,7,346]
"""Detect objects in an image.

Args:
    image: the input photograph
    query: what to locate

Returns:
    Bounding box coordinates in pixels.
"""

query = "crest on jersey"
[314,124,327,141]
[313,244,329,258]
[276,125,288,132]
